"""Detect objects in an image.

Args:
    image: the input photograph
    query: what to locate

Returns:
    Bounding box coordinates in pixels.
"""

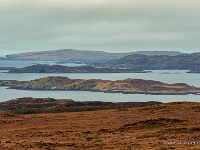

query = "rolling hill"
[4,49,183,63]
[100,52,200,70]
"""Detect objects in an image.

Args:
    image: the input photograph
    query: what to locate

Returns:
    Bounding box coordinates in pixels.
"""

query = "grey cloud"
[0,0,200,54]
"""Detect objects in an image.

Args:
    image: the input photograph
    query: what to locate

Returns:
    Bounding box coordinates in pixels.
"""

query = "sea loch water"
[0,60,199,103]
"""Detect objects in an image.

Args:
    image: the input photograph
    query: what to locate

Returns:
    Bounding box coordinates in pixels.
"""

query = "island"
[6,64,147,73]
[1,76,200,95]
[187,68,200,73]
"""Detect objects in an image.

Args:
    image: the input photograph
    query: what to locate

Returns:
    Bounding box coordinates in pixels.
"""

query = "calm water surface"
[0,60,200,103]
[1,87,200,103]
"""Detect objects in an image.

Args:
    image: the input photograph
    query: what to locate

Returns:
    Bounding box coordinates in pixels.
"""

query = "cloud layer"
[0,0,200,54]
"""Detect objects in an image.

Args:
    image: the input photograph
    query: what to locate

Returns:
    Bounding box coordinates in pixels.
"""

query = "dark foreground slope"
[0,102,200,150]
[0,97,161,114]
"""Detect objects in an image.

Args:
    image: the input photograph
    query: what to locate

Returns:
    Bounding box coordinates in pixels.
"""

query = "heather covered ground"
[0,102,200,150]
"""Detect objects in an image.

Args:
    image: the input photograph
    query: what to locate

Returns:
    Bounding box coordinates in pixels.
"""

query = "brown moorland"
[0,102,200,150]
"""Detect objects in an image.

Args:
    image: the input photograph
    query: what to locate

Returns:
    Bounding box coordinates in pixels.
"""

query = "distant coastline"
[6,64,147,73]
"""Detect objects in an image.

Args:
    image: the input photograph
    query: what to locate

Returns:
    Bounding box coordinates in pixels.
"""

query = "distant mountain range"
[100,52,200,70]
[2,49,183,63]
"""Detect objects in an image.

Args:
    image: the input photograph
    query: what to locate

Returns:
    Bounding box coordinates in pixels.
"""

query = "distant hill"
[4,49,183,63]
[100,52,200,70]
[131,51,183,56]
[5,49,129,63]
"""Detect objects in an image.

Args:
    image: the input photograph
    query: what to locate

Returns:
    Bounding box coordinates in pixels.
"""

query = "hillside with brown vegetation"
[0,102,200,150]
[0,98,161,114]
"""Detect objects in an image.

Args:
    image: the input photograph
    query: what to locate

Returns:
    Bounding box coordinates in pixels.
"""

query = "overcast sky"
[0,0,200,55]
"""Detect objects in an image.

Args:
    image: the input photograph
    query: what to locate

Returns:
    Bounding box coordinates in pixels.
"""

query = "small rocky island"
[187,68,200,73]
[1,76,200,95]
[7,64,147,73]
